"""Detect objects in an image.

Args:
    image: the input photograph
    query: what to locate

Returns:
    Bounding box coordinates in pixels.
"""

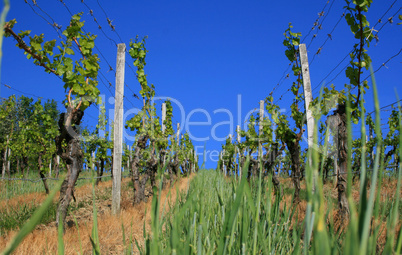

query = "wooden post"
[299,44,315,149]
[162,103,166,134]
[2,148,6,178]
[237,125,241,179]
[299,43,316,191]
[112,43,126,215]
[127,145,130,173]
[193,149,196,172]
[229,134,233,176]
[49,160,52,177]
[236,126,240,142]
[55,155,60,178]
[7,148,11,177]
[2,135,9,178]
[176,123,180,143]
[91,152,95,171]
[189,150,193,173]
[220,151,224,175]
[259,100,264,159]
[2,150,6,178]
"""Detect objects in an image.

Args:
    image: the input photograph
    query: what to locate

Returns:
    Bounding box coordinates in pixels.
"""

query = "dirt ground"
[0,175,193,254]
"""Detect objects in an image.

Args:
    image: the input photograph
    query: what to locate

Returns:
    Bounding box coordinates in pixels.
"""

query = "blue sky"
[1,0,401,169]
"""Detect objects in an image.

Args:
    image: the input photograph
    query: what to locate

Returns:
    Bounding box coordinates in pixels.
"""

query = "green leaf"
[65,47,74,55]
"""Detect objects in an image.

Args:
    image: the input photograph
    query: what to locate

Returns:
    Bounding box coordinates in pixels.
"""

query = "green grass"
[135,78,402,254]
[1,78,401,254]
[0,202,57,236]
[139,168,299,254]
[0,170,112,201]
[0,195,93,236]
[0,176,99,237]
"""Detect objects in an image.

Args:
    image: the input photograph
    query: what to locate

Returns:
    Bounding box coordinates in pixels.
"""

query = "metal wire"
[0,173,133,183]
[275,164,398,179]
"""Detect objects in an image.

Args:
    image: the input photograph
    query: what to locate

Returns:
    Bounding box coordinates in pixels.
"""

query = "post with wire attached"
[259,100,264,159]
[299,43,316,192]
[2,135,9,178]
[162,103,166,133]
[162,103,166,166]
[176,123,180,143]
[112,43,126,215]
[237,125,241,179]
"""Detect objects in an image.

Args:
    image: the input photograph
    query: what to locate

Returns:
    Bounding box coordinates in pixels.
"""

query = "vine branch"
[4,24,57,75]
[355,5,364,106]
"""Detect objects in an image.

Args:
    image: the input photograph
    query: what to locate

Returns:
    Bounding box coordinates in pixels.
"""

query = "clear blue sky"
[1,0,401,169]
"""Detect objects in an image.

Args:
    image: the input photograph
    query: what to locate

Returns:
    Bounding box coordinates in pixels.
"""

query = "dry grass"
[0,175,193,254]
[0,174,399,254]
[271,176,401,248]
[0,192,48,211]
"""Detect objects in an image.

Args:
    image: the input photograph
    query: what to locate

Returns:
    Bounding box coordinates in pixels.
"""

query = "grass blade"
[1,178,63,255]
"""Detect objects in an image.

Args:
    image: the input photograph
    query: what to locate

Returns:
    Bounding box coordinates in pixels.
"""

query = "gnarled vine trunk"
[263,143,284,195]
[131,135,148,204]
[327,104,350,220]
[38,154,50,194]
[55,107,84,229]
[285,138,301,204]
[147,147,157,188]
[248,158,259,181]
[181,162,187,176]
[169,153,180,184]
[95,159,105,186]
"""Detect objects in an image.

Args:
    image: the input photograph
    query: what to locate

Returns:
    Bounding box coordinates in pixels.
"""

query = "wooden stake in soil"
[112,43,126,215]
[2,135,9,178]
[162,103,166,134]
[299,44,315,149]
[49,160,52,177]
[127,145,131,172]
[299,43,316,191]
[7,148,11,177]
[237,125,241,179]
[259,100,264,160]
[55,155,60,178]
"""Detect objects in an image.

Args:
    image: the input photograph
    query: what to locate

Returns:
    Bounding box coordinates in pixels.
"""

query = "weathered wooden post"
[55,155,60,178]
[7,148,11,178]
[2,135,9,178]
[162,103,166,133]
[176,123,180,143]
[237,125,241,179]
[259,100,264,160]
[127,145,131,174]
[299,43,316,192]
[112,43,126,215]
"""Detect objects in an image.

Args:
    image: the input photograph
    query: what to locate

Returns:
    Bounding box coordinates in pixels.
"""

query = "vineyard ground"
[222,174,401,251]
[0,171,400,254]
[0,174,193,254]
[273,177,401,238]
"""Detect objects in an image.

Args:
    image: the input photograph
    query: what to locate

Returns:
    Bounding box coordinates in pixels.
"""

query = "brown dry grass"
[0,179,114,213]
[1,174,399,254]
[276,177,401,250]
[0,175,193,254]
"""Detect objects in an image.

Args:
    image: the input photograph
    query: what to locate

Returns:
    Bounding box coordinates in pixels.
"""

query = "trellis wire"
[0,174,133,183]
